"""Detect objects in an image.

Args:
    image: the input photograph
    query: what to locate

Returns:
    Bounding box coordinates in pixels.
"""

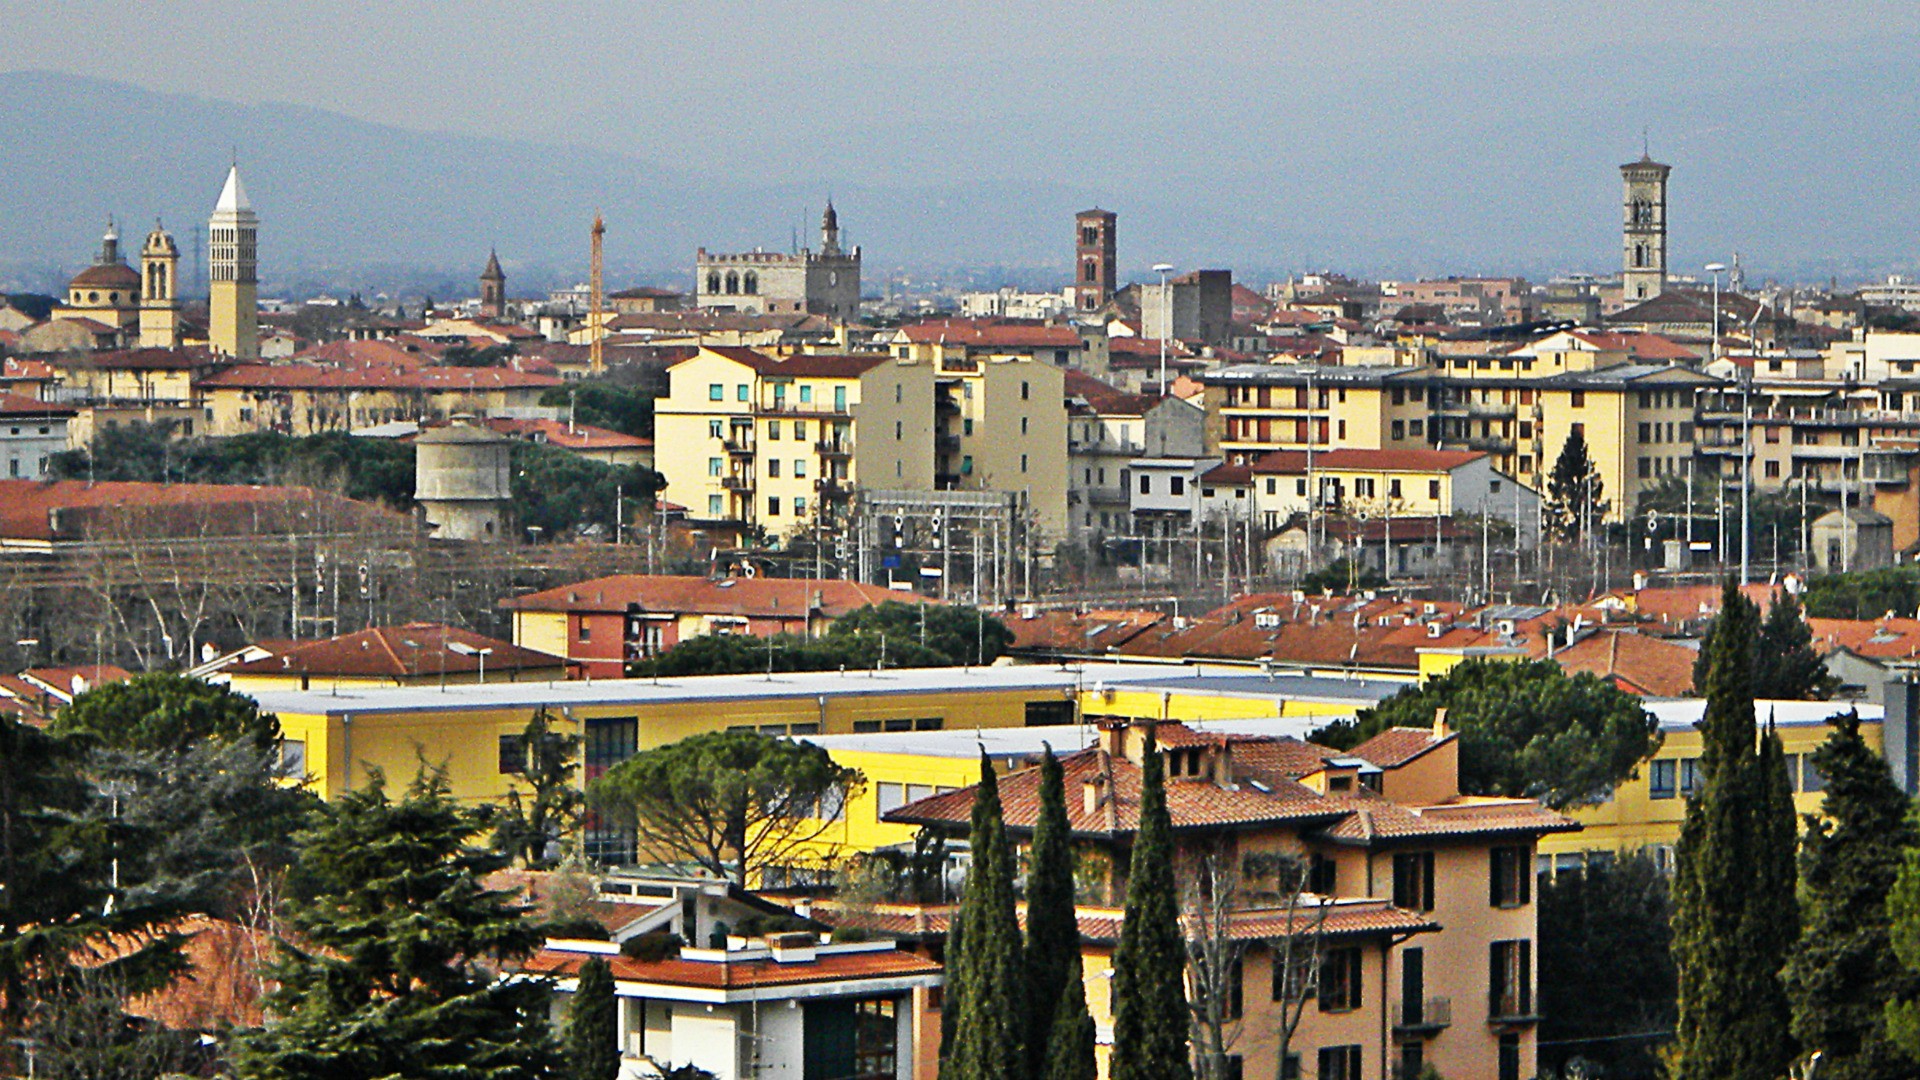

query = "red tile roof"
[223,623,566,680]
[691,347,891,379]
[897,319,1082,348]
[481,417,652,450]
[1007,609,1166,655]
[0,391,75,418]
[1251,448,1485,473]
[816,899,1433,943]
[499,574,904,618]
[1350,727,1450,769]
[522,943,942,991]
[54,346,220,370]
[1063,369,1158,416]
[1317,792,1577,843]
[200,363,561,391]
[0,480,408,543]
[1547,630,1698,697]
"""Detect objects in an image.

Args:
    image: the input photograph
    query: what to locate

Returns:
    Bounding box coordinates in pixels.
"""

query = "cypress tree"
[564,956,621,1080]
[943,753,1025,1080]
[1027,747,1092,1077]
[1110,733,1194,1080]
[1042,948,1099,1080]
[1672,581,1799,1080]
[1786,712,1919,1079]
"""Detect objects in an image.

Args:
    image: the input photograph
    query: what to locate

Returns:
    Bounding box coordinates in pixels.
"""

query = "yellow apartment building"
[1530,364,1718,521]
[1203,364,1433,464]
[1541,698,1895,870]
[652,347,934,537]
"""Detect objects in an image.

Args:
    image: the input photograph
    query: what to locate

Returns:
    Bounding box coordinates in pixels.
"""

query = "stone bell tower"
[1620,153,1670,303]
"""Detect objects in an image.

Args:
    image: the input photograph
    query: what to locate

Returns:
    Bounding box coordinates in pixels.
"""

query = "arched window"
[743,271,758,294]
[725,271,739,295]
[1084,260,1098,283]
[707,271,721,294]
[1634,243,1647,268]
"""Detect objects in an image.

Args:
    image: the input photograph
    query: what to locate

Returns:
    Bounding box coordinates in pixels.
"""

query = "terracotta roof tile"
[0,480,408,543]
[897,319,1082,348]
[200,362,561,391]
[522,944,941,991]
[223,623,566,680]
[1350,727,1449,769]
[499,574,904,619]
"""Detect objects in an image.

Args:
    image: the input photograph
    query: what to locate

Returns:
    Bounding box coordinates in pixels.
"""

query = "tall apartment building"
[654,348,924,536]
[1064,369,1206,541]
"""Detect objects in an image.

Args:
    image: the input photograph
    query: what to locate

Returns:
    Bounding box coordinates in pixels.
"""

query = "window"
[851,997,899,1079]
[708,495,723,516]
[1266,478,1278,495]
[1140,473,1152,495]
[578,621,592,642]
[709,383,724,401]
[1310,852,1337,894]
[1639,458,1651,479]
[1680,757,1704,796]
[876,783,906,817]
[1319,947,1363,1012]
[1170,476,1185,496]
[277,740,307,778]
[1281,1054,1302,1080]
[1410,419,1424,438]
[800,385,813,403]
[1491,845,1531,907]
[793,496,807,515]
[1318,1045,1362,1080]
[1490,939,1533,1018]
[1650,758,1676,799]
[1025,701,1075,726]
[767,496,781,516]
[1393,851,1435,911]
[498,734,527,774]
[1571,390,1586,408]
[1804,758,1826,793]
[794,420,807,440]
[1020,453,1028,473]
[895,420,903,440]
[1020,417,1029,435]
[1021,380,1030,400]
[767,459,781,478]
[1399,1042,1425,1080]
[1392,420,1405,440]
[1639,422,1652,442]
[835,386,847,411]
[794,459,807,478]
[768,420,782,440]
[737,384,749,402]
[709,420,723,438]
[1428,479,1441,500]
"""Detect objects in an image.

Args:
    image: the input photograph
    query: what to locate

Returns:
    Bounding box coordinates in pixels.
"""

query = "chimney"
[1433,707,1450,739]
[1082,775,1103,817]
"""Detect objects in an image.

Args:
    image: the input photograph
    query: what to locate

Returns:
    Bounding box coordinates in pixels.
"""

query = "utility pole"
[589,213,606,377]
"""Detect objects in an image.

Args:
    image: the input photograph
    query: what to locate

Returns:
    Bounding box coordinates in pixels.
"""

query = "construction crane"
[589,212,606,376]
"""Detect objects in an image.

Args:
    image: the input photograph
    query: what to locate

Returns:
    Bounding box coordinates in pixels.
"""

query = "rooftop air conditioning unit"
[1422,602,1437,616]
[1254,612,1281,629]
[1426,621,1446,639]
[1497,619,1516,637]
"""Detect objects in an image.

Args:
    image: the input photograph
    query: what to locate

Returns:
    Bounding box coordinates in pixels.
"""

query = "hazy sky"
[8,2,1920,284]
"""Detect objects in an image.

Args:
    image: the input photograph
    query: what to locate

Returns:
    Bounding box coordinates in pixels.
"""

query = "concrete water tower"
[414,418,513,541]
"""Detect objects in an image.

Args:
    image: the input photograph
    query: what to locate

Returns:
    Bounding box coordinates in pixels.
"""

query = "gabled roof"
[1063,369,1157,416]
[0,392,74,418]
[1350,726,1451,769]
[690,347,890,379]
[1249,448,1485,474]
[54,346,221,371]
[223,623,565,680]
[482,417,652,451]
[521,942,942,993]
[499,574,902,618]
[0,480,408,544]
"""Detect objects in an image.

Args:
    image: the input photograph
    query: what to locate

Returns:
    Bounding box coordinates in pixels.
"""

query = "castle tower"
[820,201,842,257]
[138,222,181,348]
[1072,208,1117,312]
[1620,153,1670,303]
[479,249,506,319]
[208,164,260,359]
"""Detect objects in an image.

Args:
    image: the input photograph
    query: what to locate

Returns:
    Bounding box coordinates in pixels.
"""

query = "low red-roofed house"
[0,664,131,725]
[500,574,908,677]
[213,622,570,692]
[0,479,412,554]
[481,416,654,467]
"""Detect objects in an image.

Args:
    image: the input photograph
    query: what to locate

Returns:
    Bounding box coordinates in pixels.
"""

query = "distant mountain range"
[5,53,1920,299]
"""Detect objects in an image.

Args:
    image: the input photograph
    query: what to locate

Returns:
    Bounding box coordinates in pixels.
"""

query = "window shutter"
[1519,851,1531,905]
[1422,852,1435,912]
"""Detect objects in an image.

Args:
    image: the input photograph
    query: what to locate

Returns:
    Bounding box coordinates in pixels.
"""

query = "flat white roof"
[801,713,1346,759]
[246,662,1204,718]
[244,662,1411,718]
[1644,698,1883,733]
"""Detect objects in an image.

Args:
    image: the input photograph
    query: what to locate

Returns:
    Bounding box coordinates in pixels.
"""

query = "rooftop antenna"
[1641,126,1649,158]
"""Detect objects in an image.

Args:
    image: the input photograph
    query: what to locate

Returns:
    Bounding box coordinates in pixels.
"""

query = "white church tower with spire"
[207,164,259,359]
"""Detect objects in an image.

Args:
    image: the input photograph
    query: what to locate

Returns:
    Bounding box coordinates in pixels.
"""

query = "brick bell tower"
[1072,208,1117,312]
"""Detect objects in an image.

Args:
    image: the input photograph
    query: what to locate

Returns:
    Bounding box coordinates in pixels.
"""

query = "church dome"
[69,262,141,290]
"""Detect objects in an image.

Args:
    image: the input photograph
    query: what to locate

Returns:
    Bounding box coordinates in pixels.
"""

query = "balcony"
[1467,436,1515,454]
[721,475,753,491]
[814,478,850,500]
[723,439,754,457]
[1391,996,1452,1035]
[936,396,962,416]
[936,433,962,452]
[816,439,851,457]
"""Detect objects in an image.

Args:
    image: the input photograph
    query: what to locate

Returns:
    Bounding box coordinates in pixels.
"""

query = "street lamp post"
[448,641,494,684]
[1152,263,1175,394]
[1706,261,1746,584]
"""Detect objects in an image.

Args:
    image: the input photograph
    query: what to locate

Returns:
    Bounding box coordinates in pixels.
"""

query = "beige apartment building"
[887,718,1571,1080]
[654,345,1073,543]
[197,364,561,436]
